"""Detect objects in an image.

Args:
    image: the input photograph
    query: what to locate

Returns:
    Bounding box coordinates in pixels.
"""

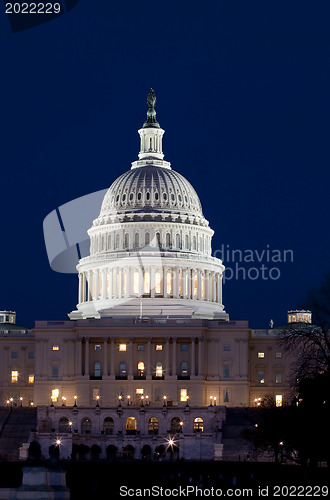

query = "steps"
[0,407,37,460]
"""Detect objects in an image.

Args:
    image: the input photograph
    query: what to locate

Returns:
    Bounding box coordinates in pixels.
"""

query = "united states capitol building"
[0,92,308,461]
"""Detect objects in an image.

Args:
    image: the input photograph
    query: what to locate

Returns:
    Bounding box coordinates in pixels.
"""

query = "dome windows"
[171,193,175,201]
[146,192,150,201]
[137,192,142,201]
[154,192,159,201]
[162,192,167,201]
[129,193,134,201]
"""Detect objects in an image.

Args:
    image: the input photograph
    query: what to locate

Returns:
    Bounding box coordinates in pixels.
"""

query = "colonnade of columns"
[78,267,222,306]
[73,337,204,380]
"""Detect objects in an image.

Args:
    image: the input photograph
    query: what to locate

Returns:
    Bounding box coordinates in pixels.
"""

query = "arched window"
[103,417,114,435]
[148,417,159,435]
[181,361,188,378]
[145,232,150,246]
[81,417,92,434]
[176,234,180,248]
[185,234,189,249]
[138,361,144,377]
[59,417,69,433]
[154,192,159,201]
[166,233,171,248]
[124,233,129,248]
[133,272,139,294]
[193,236,196,250]
[134,232,140,248]
[193,417,204,432]
[94,361,101,378]
[155,272,161,294]
[155,362,163,378]
[119,361,127,378]
[115,234,120,250]
[171,417,182,434]
[156,232,160,246]
[126,417,137,434]
[108,234,112,250]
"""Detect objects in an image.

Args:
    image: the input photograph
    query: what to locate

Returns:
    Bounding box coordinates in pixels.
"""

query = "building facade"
[0,92,301,460]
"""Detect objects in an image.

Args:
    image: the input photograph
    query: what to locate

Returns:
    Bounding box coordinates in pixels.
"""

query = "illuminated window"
[98,274,102,297]
[275,371,282,384]
[137,362,144,376]
[180,389,188,402]
[95,344,101,351]
[107,273,110,297]
[119,344,127,352]
[193,417,204,432]
[258,371,265,384]
[223,364,230,378]
[275,352,282,358]
[258,352,264,358]
[144,272,150,294]
[155,362,163,377]
[11,370,18,383]
[166,272,172,295]
[51,389,59,402]
[126,417,137,432]
[133,272,139,294]
[148,417,159,435]
[194,274,198,296]
[155,272,161,294]
[155,344,163,351]
[29,375,34,384]
[52,365,59,377]
[201,275,205,298]
[52,346,60,351]
[275,395,283,407]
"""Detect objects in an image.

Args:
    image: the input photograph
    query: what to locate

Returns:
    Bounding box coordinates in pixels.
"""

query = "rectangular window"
[156,344,163,351]
[138,344,145,351]
[28,352,35,358]
[28,375,34,384]
[275,352,282,358]
[275,371,282,384]
[181,344,188,351]
[11,352,17,358]
[154,388,161,402]
[224,390,230,403]
[52,345,60,351]
[119,344,127,351]
[51,389,59,402]
[258,371,265,384]
[275,395,283,407]
[136,388,144,395]
[258,352,265,358]
[95,344,101,351]
[180,388,188,402]
[224,344,230,351]
[11,370,18,383]
[52,365,59,377]
[223,364,230,378]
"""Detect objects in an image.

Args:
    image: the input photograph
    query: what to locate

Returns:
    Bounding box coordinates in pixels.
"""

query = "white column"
[172,338,177,377]
[206,271,210,302]
[219,274,223,305]
[88,271,92,301]
[118,268,123,298]
[84,338,89,377]
[82,273,86,302]
[78,274,82,304]
[93,271,98,300]
[109,268,113,298]
[197,270,202,300]
[151,267,155,298]
[102,269,107,299]
[113,267,117,298]
[163,267,167,297]
[198,338,203,377]
[75,339,82,377]
[217,274,221,303]
[191,338,195,377]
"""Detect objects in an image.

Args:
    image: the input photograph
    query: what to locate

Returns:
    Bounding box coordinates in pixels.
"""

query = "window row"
[8,351,34,359]
[91,231,211,254]
[58,416,205,435]
[257,371,283,384]
[10,370,34,384]
[257,351,282,359]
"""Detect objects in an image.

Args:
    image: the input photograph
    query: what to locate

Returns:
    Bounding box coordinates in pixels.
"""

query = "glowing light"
[56,439,61,445]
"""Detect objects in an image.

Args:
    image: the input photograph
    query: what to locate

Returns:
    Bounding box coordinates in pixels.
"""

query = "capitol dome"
[69,90,228,321]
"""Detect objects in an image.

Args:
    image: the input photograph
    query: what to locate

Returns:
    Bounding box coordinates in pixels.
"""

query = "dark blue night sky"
[0,1,329,328]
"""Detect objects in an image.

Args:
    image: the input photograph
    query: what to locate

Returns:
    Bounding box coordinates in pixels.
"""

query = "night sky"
[0,1,329,329]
